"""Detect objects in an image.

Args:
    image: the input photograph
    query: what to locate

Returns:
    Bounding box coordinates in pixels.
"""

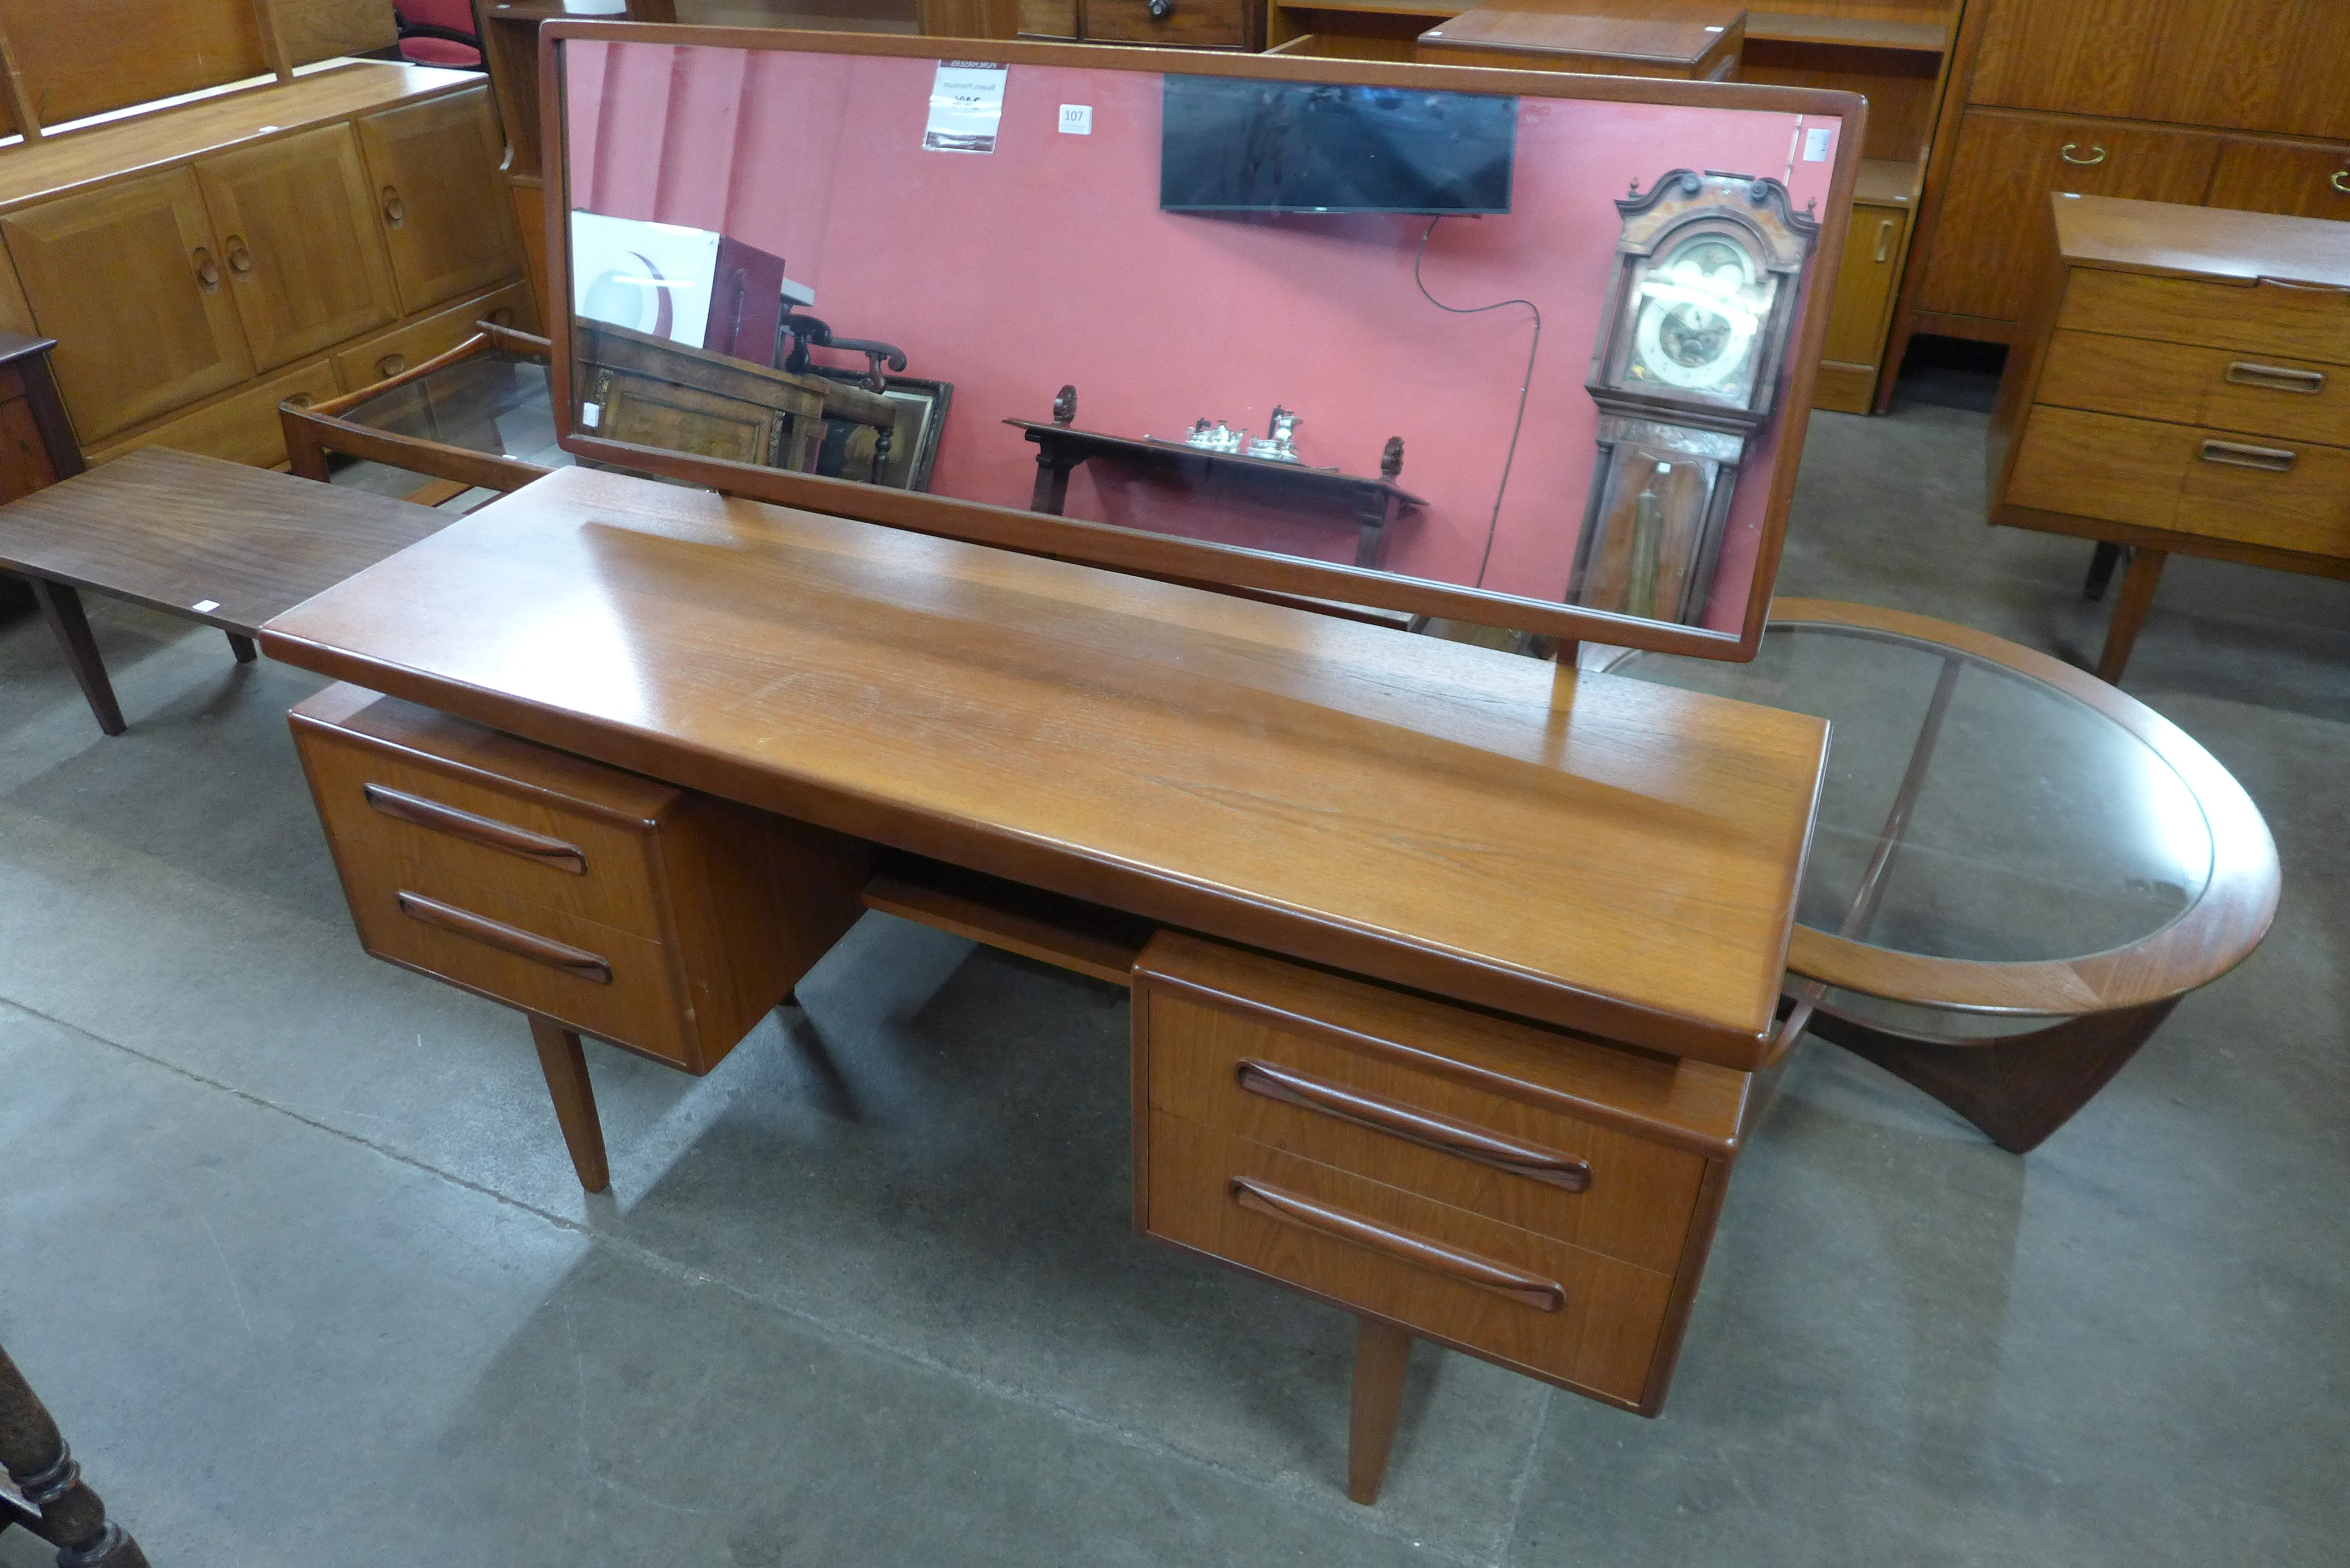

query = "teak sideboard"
[1990,194,2350,683]
[260,462,1828,1505]
[0,61,529,472]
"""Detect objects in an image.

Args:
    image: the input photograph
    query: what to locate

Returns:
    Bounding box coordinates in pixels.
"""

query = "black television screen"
[1160,76,1516,216]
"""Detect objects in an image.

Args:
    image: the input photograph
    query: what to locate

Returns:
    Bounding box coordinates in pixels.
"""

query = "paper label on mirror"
[925,63,1007,154]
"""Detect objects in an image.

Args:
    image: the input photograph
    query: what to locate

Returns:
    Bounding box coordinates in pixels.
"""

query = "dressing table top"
[260,465,1826,1068]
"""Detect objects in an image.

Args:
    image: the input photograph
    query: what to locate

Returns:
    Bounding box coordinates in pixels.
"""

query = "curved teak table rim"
[1768,599,2279,1017]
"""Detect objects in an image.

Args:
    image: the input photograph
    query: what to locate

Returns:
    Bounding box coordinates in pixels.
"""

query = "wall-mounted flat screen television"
[1159,76,1516,216]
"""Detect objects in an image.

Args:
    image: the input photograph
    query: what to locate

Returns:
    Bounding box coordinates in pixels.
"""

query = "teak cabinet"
[1893,0,2350,378]
[1988,194,2350,682]
[0,64,528,468]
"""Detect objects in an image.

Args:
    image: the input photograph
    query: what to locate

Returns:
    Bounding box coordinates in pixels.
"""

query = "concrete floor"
[2,370,2345,1566]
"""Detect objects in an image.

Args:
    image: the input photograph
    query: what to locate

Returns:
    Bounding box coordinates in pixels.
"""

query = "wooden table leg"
[1347,1316,1413,1505]
[0,1341,152,1567]
[2095,547,2167,685]
[1800,997,2179,1154]
[226,632,258,664]
[528,1014,611,1193]
[30,579,125,736]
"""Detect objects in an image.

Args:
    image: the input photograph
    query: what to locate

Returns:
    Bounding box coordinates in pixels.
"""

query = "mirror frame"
[540,22,1865,660]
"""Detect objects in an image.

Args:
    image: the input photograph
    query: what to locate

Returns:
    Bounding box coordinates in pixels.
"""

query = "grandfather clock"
[1568,169,1817,624]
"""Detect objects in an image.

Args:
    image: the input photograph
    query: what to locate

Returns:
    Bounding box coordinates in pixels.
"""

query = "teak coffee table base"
[1795,996,2180,1154]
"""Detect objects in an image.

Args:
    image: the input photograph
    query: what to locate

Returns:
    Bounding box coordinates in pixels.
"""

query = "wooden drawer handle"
[2059,142,2106,166]
[1236,1060,1591,1193]
[376,353,407,379]
[2199,439,2295,473]
[226,237,253,276]
[395,890,612,983]
[382,185,406,227]
[1872,216,1896,264]
[192,247,220,291]
[2224,362,2324,393]
[1230,1178,1565,1312]
[363,783,588,872]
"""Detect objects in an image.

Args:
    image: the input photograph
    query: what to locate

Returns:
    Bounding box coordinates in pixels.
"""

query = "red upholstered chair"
[395,1,484,69]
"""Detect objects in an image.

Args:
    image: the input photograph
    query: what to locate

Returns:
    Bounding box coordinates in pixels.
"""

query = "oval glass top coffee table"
[1607,599,2279,1152]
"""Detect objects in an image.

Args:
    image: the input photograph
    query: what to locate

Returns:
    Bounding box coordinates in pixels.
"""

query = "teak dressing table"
[262,465,1827,1503]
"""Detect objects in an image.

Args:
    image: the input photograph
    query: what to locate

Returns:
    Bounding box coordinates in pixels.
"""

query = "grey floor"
[2,366,2346,1566]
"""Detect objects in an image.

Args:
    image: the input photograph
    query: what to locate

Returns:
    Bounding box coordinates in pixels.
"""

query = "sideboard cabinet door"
[357,88,518,317]
[0,169,255,442]
[194,124,402,371]
[1918,110,2219,325]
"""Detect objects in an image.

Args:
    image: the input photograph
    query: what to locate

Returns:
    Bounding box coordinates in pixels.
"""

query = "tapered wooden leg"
[226,632,257,664]
[2095,547,2167,685]
[528,1014,609,1193]
[30,579,124,736]
[1347,1317,1413,1505]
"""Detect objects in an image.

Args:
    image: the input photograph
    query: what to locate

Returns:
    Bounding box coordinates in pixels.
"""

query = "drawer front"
[295,721,668,941]
[335,839,693,1064]
[2059,269,2350,366]
[1142,987,1705,1274]
[1085,0,1246,47]
[335,282,528,391]
[2176,431,2350,556]
[85,358,341,470]
[2038,329,2350,447]
[2008,405,2188,528]
[2010,404,2350,557]
[1146,1111,1674,1404]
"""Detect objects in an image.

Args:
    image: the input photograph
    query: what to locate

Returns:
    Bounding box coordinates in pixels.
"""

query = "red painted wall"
[564,42,1843,629]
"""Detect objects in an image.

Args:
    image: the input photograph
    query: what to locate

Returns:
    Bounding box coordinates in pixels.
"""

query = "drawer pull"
[2333,170,2349,195]
[2059,142,2107,166]
[2199,439,2295,473]
[1230,1178,1565,1312]
[1873,217,1896,264]
[363,783,588,873]
[2224,362,2324,394]
[395,890,613,983]
[1235,1060,1591,1193]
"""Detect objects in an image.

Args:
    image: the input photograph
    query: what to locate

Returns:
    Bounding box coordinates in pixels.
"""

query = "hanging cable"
[1413,215,1542,589]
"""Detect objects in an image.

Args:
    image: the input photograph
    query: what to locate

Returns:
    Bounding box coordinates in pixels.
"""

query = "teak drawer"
[335,281,528,390]
[1147,1111,1675,1406]
[295,702,675,941]
[2010,405,2350,558]
[2038,329,2350,448]
[1083,0,1248,47]
[291,684,871,1071]
[335,837,693,1062]
[1142,984,1707,1274]
[2058,270,2350,366]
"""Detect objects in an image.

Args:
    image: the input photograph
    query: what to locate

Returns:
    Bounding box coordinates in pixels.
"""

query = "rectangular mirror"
[546,26,1860,658]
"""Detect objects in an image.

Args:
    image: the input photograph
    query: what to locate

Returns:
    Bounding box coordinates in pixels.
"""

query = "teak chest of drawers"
[1991,194,2350,681]
[261,464,1824,1506]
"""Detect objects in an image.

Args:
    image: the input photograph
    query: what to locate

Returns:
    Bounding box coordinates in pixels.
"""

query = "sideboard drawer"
[1084,0,1248,48]
[1147,1111,1674,1405]
[1142,984,1706,1274]
[336,838,693,1063]
[2037,330,2350,448]
[2058,270,2350,366]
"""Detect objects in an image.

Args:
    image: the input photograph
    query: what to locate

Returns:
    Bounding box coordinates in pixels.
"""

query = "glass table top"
[340,350,571,469]
[1611,620,2215,971]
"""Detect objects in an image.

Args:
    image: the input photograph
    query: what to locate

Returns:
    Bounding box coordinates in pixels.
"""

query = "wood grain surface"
[261,465,1827,1067]
[0,446,446,637]
[2053,192,2350,291]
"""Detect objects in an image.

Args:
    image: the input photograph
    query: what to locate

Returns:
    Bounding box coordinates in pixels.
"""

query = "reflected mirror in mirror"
[554,34,1850,652]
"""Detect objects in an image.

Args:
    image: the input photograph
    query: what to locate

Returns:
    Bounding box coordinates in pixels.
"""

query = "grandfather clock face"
[1625,232,1779,400]
[1570,171,1817,627]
